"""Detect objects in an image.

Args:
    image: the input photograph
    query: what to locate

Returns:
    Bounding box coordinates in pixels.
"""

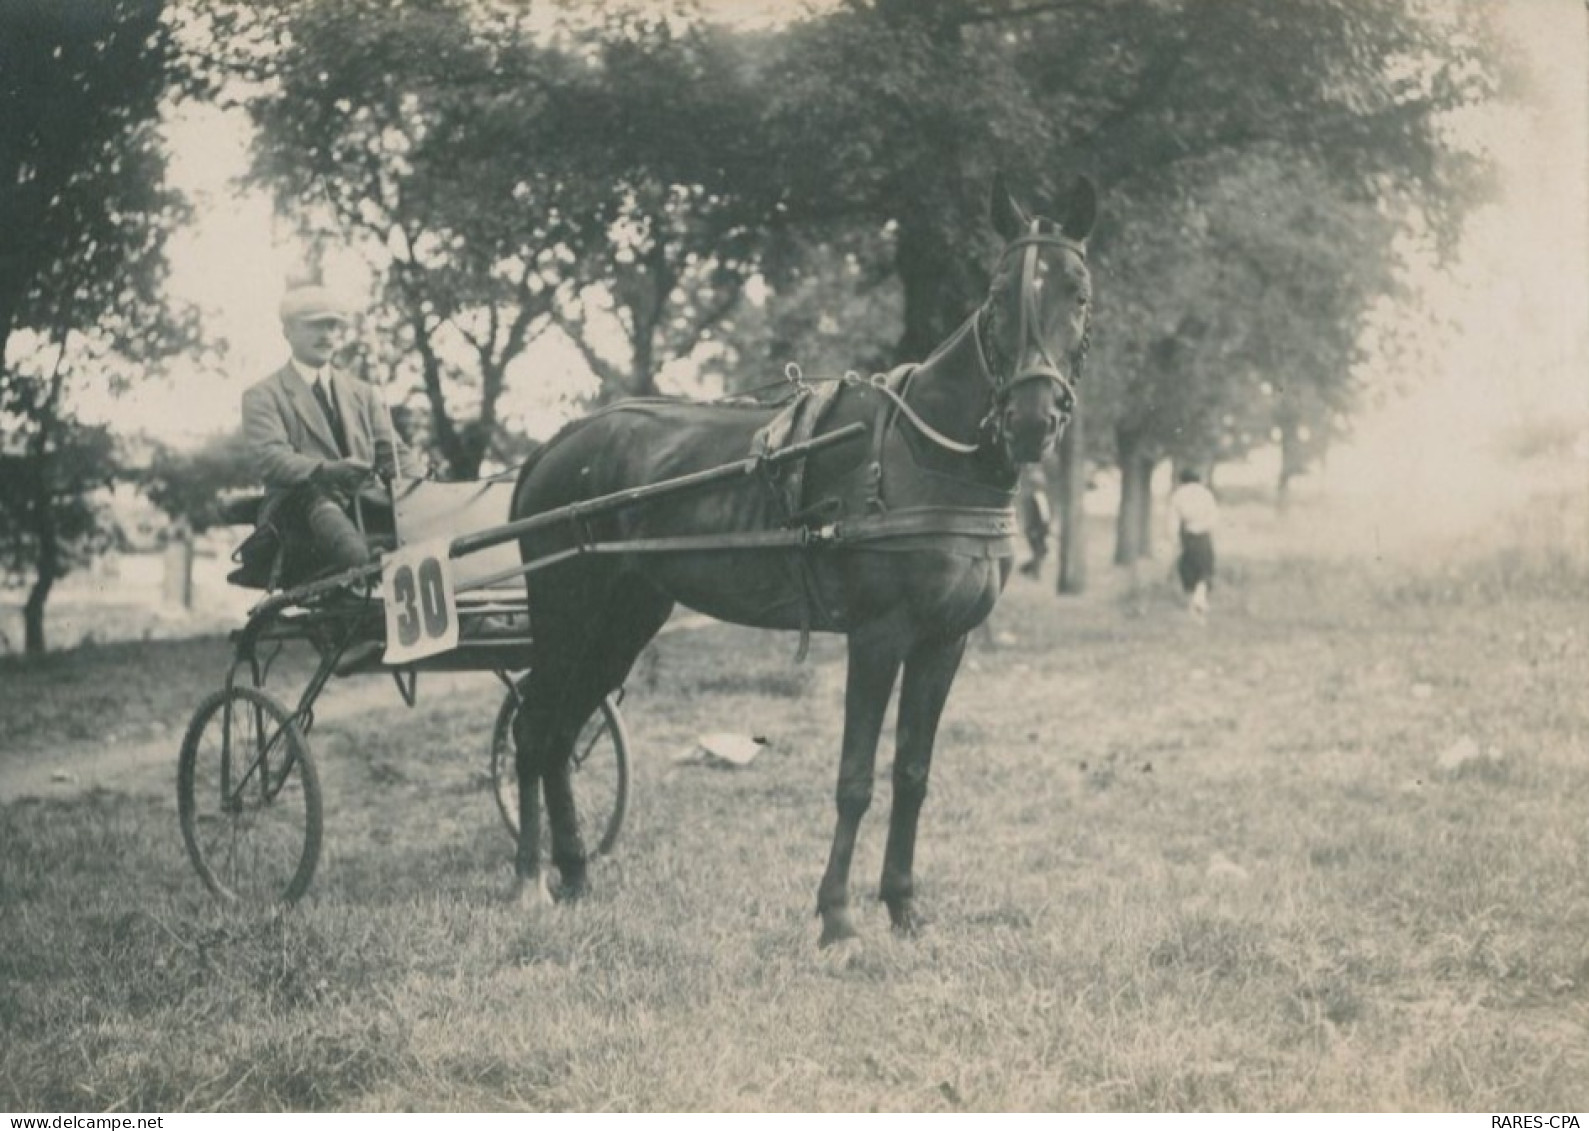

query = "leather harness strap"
[487,504,1015,564]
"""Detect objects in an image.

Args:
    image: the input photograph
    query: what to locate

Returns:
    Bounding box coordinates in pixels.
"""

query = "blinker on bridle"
[976,218,1089,438]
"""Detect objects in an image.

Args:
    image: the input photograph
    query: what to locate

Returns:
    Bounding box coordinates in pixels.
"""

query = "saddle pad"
[749,380,844,522]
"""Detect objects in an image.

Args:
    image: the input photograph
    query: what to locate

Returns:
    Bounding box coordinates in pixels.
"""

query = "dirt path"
[0,669,494,805]
[0,613,722,806]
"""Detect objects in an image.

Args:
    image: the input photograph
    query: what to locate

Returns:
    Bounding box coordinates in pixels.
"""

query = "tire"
[490,691,630,857]
[178,685,323,905]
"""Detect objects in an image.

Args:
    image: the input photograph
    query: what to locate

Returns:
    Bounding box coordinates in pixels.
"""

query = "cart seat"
[390,477,524,597]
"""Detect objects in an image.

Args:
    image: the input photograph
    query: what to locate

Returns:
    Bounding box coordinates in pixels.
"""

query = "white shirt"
[1169,481,1218,536]
[291,357,329,393]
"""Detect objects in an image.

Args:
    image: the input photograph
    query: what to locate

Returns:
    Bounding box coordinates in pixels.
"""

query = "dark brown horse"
[508,174,1096,945]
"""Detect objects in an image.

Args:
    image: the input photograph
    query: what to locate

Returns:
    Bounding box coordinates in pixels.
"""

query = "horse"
[507,173,1096,946]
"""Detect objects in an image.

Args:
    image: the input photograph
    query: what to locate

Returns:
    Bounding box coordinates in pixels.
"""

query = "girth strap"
[821,504,1017,558]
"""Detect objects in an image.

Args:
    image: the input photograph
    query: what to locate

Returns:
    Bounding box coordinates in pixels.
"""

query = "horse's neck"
[882,312,1016,493]
[903,314,993,450]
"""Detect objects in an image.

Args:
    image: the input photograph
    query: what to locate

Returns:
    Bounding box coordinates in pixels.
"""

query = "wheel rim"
[179,686,321,904]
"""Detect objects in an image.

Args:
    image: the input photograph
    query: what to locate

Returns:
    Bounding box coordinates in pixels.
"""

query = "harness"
[737,224,1090,656]
[499,224,1093,660]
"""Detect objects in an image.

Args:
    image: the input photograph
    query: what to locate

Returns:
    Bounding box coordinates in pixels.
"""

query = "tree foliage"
[237,1,777,471]
[226,0,1510,567]
[0,0,193,653]
[141,431,257,532]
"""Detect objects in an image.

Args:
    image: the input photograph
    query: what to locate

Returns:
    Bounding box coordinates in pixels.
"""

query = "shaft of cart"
[239,420,868,627]
[450,420,867,560]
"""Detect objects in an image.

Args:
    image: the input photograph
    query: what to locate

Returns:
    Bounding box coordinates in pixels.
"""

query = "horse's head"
[979,173,1096,464]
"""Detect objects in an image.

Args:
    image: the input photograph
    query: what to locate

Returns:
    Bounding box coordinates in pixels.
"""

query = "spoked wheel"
[178,685,323,905]
[490,691,630,857]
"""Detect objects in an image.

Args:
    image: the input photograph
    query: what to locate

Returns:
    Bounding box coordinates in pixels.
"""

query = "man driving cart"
[240,283,411,580]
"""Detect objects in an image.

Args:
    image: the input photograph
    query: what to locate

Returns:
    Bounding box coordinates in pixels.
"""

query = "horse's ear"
[1058,175,1098,242]
[991,172,1030,241]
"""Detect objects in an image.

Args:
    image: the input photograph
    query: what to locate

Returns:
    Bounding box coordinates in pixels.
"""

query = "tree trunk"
[1113,425,1154,565]
[1277,424,1301,515]
[1056,403,1087,594]
[23,517,58,656]
[23,575,52,655]
[1135,460,1155,560]
[894,214,975,363]
[629,343,660,399]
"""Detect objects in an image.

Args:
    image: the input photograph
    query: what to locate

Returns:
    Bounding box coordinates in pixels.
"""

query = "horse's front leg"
[817,621,907,947]
[880,632,968,936]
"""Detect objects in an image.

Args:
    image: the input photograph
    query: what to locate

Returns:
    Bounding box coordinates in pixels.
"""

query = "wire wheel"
[177,685,322,904]
[490,691,630,858]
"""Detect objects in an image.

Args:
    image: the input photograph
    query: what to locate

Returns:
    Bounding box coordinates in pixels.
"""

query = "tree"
[760,0,1055,361]
[234,0,1511,573]
[1084,150,1407,558]
[1003,0,1513,563]
[747,0,1510,570]
[534,12,773,401]
[240,0,580,479]
[141,432,257,532]
[0,0,193,654]
[709,226,902,392]
[242,2,775,467]
[0,337,120,656]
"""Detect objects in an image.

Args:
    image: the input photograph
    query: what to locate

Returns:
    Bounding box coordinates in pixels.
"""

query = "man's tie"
[312,376,350,457]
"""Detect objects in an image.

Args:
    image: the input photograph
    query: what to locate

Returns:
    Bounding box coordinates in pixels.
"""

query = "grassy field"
[1,492,1587,1112]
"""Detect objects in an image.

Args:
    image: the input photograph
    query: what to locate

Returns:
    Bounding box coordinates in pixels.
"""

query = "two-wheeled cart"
[177,423,865,904]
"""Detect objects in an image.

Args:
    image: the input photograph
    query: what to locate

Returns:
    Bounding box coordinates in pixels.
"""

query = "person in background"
[1016,462,1051,579]
[1167,466,1218,620]
[241,284,410,578]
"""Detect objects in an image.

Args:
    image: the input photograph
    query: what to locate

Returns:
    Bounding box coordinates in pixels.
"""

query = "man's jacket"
[242,362,410,512]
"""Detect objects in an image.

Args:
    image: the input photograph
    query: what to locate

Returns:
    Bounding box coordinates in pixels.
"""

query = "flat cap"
[278,284,351,324]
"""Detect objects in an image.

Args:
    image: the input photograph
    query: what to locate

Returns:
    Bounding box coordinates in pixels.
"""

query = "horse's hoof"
[818,908,860,949]
[888,903,927,938]
[510,875,553,909]
[554,874,589,904]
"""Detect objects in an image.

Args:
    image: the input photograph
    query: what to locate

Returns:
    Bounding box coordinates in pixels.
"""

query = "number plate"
[381,538,460,664]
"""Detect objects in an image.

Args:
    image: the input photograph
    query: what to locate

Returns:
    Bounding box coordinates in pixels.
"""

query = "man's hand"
[312,458,374,494]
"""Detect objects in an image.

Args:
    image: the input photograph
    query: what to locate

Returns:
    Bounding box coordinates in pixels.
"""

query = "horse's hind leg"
[880,632,967,935]
[523,574,673,903]
[817,618,908,947]
[510,675,556,907]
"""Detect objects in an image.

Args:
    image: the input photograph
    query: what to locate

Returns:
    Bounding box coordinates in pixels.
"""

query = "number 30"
[391,556,449,646]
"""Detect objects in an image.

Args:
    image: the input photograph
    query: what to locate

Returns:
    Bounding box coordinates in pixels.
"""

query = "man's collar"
[290,357,325,385]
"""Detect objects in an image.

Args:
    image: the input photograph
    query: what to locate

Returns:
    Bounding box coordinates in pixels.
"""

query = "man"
[1016,462,1051,579]
[1167,467,1218,620]
[242,284,409,580]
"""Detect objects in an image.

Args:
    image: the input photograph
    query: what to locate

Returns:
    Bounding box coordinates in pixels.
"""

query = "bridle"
[975,219,1091,446]
[826,219,1092,465]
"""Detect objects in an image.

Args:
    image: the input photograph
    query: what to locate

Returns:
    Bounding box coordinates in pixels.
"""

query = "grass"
[2,492,1587,1111]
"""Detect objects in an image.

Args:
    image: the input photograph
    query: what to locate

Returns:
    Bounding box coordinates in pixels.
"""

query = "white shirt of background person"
[1169,478,1219,537]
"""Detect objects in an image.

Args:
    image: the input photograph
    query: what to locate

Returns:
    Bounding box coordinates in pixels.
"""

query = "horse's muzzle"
[1001,368,1072,462]
[1001,404,1065,462]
